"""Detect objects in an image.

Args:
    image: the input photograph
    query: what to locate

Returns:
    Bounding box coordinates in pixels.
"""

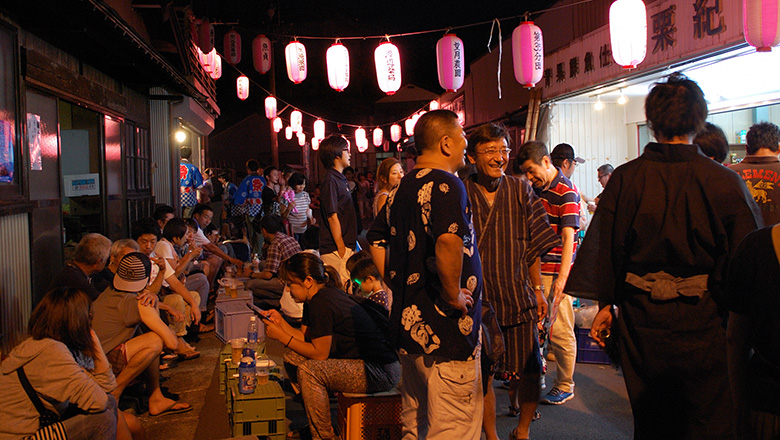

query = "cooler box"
[216,300,263,343]
[575,327,610,365]
[337,390,402,440]
[229,381,286,438]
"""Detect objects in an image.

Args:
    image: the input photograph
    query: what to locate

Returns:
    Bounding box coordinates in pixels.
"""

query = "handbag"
[17,367,68,440]
[481,300,506,369]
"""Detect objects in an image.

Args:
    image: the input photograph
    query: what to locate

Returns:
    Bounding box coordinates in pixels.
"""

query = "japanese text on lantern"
[693,0,726,40]
[263,43,269,60]
[454,42,462,77]
[385,51,396,81]
[297,48,305,70]
[652,6,677,53]
[533,30,543,70]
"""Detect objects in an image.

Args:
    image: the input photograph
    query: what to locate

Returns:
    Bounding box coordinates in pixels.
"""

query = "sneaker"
[540,387,574,405]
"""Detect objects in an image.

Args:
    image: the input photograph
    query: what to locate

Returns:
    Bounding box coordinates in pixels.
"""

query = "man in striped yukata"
[517,140,581,407]
[464,123,559,440]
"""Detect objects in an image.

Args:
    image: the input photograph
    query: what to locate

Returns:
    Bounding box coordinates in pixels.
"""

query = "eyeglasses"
[475,148,511,157]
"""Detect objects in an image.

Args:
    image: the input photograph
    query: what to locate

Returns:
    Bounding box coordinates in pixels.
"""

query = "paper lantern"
[326,42,350,91]
[314,119,325,140]
[198,19,214,53]
[297,132,306,147]
[209,53,222,79]
[285,126,293,140]
[236,75,249,100]
[312,137,320,150]
[290,110,303,133]
[390,124,402,142]
[273,117,283,133]
[201,48,216,73]
[609,0,647,69]
[374,41,402,95]
[264,96,277,120]
[512,22,544,88]
[744,0,780,51]
[355,127,366,143]
[224,29,242,65]
[405,117,415,136]
[253,35,272,74]
[356,135,368,153]
[436,33,465,92]
[285,41,308,84]
[430,100,440,110]
[373,127,384,147]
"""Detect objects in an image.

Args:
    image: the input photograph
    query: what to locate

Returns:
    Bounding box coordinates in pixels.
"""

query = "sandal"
[506,405,520,417]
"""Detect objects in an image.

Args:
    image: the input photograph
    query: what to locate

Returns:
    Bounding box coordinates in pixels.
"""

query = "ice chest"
[216,300,263,343]
[575,327,610,364]
[229,381,286,438]
[337,390,402,440]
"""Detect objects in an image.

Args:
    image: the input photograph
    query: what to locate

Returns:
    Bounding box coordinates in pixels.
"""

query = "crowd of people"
[2,72,780,440]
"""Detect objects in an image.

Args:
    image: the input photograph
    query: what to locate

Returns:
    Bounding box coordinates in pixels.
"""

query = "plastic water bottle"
[239,348,257,394]
[247,316,259,358]
[252,253,261,273]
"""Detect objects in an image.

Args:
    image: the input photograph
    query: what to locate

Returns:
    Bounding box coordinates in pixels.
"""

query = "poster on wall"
[27,113,42,171]
[64,173,100,197]
[0,119,14,183]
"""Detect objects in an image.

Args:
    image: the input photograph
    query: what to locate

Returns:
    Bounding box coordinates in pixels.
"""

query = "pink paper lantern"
[224,29,242,65]
[198,19,214,53]
[373,127,384,147]
[314,119,325,140]
[201,48,216,73]
[609,0,647,69]
[253,35,272,74]
[374,41,402,95]
[209,53,222,79]
[236,75,249,100]
[285,126,293,140]
[390,124,402,142]
[326,42,350,91]
[290,110,303,133]
[512,21,544,88]
[264,96,277,120]
[285,41,308,84]
[436,33,465,92]
[273,117,283,133]
[744,0,780,51]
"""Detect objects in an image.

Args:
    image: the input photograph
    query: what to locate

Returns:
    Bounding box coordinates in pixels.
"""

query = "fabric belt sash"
[625,271,708,301]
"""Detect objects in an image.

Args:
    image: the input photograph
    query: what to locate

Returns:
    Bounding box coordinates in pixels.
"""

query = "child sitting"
[349,258,391,311]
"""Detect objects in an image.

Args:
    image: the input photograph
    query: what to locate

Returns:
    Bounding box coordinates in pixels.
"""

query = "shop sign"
[542,0,742,99]
[64,173,100,197]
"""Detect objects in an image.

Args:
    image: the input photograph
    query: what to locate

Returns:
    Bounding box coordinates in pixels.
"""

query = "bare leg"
[482,383,500,440]
[112,333,163,399]
[513,373,542,440]
[121,411,146,440]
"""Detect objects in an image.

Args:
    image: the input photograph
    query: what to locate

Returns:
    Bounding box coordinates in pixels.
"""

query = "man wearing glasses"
[464,123,559,440]
[590,163,614,212]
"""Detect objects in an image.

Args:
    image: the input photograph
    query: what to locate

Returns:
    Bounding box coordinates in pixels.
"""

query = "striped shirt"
[466,176,560,325]
[286,191,311,234]
[537,169,580,276]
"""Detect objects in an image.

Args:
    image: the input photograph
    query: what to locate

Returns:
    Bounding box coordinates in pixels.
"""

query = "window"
[0,22,20,201]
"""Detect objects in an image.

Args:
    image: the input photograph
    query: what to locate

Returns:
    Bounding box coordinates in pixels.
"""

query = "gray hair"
[110,238,140,259]
[73,233,112,265]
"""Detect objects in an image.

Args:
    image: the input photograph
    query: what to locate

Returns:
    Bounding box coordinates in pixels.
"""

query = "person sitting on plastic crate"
[258,252,400,440]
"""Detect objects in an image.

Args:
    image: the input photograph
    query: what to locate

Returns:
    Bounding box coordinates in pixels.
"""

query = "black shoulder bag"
[16,367,68,440]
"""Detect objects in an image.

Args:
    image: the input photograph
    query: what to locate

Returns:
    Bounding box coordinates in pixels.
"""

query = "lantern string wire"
[487,19,503,100]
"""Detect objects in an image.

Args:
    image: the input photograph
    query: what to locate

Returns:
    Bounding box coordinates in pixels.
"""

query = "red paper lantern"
[374,41,402,95]
[198,19,214,53]
[236,75,249,100]
[264,96,277,120]
[326,42,350,91]
[436,33,465,92]
[252,35,272,74]
[609,0,647,69]
[373,127,384,147]
[512,21,544,88]
[224,29,242,65]
[285,41,308,84]
[273,117,283,133]
[390,124,402,142]
[744,0,780,51]
[209,53,222,79]
[290,110,303,133]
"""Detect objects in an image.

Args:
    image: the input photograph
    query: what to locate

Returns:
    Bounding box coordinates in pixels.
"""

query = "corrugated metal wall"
[150,86,172,207]
[543,102,630,204]
[0,213,32,354]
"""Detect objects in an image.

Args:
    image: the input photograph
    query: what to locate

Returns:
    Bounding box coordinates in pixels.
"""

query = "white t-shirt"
[194,226,211,246]
[148,249,175,288]
[280,285,303,319]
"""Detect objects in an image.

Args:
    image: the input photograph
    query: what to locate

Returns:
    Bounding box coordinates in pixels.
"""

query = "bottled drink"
[252,253,261,273]
[247,316,259,358]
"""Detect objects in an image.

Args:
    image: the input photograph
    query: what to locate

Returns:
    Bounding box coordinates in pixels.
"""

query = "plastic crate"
[337,390,402,440]
[216,300,260,343]
[575,327,610,365]
[229,382,286,437]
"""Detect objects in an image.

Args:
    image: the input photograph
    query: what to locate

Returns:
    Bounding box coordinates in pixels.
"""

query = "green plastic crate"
[229,381,286,437]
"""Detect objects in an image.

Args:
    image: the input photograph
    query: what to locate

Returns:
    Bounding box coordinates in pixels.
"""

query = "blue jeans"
[62,394,117,440]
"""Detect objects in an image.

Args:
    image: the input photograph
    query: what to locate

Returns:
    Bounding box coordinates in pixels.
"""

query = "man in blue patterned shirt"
[179,146,203,218]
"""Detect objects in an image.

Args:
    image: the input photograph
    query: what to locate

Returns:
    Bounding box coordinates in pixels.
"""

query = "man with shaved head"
[369,109,484,439]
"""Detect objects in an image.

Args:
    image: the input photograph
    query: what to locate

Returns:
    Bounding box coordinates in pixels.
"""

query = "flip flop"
[178,350,200,361]
[150,401,192,417]
[198,323,215,333]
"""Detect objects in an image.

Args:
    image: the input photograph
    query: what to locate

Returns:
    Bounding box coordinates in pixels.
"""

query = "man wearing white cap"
[92,252,193,416]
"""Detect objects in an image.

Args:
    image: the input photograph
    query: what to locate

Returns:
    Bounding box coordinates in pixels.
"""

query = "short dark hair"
[131,217,161,240]
[153,204,175,222]
[162,217,188,242]
[260,214,283,234]
[192,203,213,218]
[597,163,615,176]
[319,135,349,168]
[694,123,729,162]
[467,123,510,155]
[645,73,707,141]
[263,165,278,178]
[184,217,198,231]
[516,140,549,167]
[288,172,306,187]
[29,287,97,359]
[180,145,192,159]
[746,122,780,155]
[415,109,461,154]
[246,159,260,172]
[350,258,381,283]
[218,172,229,181]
